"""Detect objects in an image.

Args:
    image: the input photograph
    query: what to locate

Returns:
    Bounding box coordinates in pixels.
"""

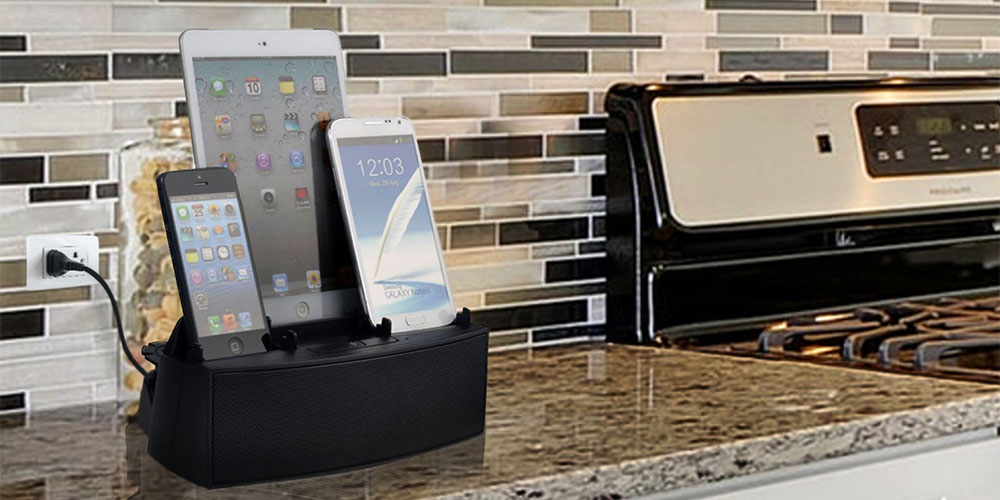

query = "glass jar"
[118,118,192,399]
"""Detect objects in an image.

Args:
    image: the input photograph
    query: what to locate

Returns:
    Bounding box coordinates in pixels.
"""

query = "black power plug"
[46,249,86,277]
[45,249,148,377]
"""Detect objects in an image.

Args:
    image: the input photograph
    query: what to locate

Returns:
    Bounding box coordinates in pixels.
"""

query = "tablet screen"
[190,56,354,322]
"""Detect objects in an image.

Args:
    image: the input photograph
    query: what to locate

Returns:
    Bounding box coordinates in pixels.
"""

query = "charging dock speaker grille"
[137,320,489,488]
[210,333,488,484]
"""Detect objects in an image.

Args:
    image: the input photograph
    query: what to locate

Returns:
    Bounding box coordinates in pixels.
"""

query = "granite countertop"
[1,343,998,499]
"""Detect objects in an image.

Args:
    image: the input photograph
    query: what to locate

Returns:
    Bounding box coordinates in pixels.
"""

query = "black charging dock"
[134,308,488,488]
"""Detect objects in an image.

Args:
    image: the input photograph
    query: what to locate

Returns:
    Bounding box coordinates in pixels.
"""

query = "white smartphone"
[179,29,359,327]
[326,117,456,332]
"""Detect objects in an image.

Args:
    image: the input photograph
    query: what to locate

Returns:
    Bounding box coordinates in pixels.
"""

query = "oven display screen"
[916,117,953,136]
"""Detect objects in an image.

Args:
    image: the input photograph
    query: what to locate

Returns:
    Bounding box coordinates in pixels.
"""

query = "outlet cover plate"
[26,234,100,290]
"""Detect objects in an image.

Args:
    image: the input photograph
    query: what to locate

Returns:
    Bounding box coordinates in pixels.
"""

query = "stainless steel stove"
[604,77,1000,384]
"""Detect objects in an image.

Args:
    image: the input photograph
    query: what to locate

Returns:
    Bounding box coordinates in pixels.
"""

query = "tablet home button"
[295,301,310,318]
[405,315,425,326]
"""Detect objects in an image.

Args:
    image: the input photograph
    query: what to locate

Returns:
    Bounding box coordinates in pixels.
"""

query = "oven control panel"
[653,86,1000,227]
[857,101,1000,177]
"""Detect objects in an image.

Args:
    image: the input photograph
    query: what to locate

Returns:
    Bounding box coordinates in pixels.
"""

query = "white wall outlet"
[26,234,100,290]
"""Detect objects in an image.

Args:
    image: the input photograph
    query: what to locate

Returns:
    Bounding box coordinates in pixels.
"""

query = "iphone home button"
[228,337,244,355]
[405,314,426,327]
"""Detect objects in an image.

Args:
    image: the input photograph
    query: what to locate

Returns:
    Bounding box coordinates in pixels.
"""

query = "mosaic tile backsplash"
[1,0,999,412]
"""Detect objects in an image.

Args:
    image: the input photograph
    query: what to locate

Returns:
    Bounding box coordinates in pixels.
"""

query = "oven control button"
[873,125,884,137]
[876,150,890,162]
[894,149,905,161]
[889,124,900,136]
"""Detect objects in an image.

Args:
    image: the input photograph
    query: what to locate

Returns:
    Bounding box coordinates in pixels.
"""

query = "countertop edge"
[439,391,1000,499]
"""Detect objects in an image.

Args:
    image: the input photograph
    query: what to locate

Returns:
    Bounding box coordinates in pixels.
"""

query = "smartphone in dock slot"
[158,168,269,359]
[326,117,456,333]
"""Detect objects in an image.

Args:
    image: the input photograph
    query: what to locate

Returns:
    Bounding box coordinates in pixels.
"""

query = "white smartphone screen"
[335,134,453,321]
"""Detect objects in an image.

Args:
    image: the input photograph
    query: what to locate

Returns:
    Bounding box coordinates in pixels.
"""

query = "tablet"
[180,29,359,326]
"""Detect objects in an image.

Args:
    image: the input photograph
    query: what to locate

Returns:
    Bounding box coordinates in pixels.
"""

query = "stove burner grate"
[673,294,1000,384]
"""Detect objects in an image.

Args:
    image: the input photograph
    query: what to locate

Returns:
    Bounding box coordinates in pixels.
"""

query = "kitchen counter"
[1,343,998,499]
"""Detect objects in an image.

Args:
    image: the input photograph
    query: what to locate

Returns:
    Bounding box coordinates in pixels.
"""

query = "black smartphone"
[157,168,269,359]
[309,119,359,291]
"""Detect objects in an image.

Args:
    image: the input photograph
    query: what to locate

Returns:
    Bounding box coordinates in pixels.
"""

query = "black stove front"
[604,77,1000,383]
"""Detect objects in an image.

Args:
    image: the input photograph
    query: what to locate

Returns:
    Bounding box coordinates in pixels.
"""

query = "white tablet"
[179,29,358,327]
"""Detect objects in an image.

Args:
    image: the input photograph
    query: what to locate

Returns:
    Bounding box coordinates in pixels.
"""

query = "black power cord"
[46,249,148,377]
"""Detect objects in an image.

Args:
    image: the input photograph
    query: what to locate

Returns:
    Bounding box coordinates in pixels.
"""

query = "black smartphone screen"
[161,169,268,358]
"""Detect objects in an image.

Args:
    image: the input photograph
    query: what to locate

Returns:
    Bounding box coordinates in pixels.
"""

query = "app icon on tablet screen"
[219,153,237,172]
[215,115,232,135]
[210,78,227,97]
[312,76,327,93]
[279,76,294,95]
[289,150,305,168]
[273,273,289,293]
[256,153,272,172]
[250,114,266,134]
[244,76,261,95]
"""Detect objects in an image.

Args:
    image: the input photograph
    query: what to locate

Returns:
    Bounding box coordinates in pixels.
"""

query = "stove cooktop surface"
[669,292,1000,384]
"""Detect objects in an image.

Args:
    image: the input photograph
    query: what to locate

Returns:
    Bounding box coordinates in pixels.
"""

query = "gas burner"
[676,294,1000,384]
